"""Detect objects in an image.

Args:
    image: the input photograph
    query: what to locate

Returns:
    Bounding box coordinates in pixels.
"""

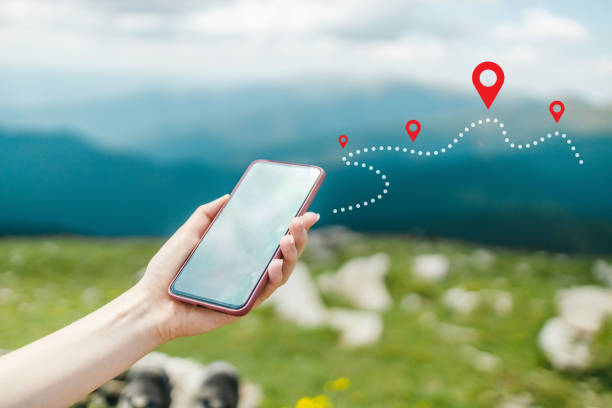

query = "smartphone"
[168,160,325,315]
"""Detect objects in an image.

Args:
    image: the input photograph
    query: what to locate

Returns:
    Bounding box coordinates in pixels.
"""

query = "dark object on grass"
[117,368,172,408]
[194,363,239,408]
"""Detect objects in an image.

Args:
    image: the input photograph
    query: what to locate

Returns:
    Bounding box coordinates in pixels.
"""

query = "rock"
[498,393,534,408]
[400,293,423,313]
[461,345,501,373]
[538,317,591,371]
[42,241,60,255]
[557,286,612,334]
[307,226,361,261]
[317,253,392,312]
[514,261,532,277]
[9,249,24,266]
[327,308,383,347]
[437,322,479,343]
[442,287,479,316]
[538,286,612,371]
[0,287,16,305]
[471,249,495,270]
[489,290,513,316]
[268,262,328,328]
[270,262,385,348]
[593,259,612,286]
[81,286,102,307]
[442,288,513,317]
[412,254,449,282]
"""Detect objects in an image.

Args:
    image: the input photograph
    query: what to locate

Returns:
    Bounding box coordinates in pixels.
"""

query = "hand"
[135,194,320,343]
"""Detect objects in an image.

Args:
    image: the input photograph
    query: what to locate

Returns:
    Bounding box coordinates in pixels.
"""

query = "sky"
[0,0,611,105]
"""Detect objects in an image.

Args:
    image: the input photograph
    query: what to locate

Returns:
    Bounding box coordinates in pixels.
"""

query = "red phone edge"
[167,159,326,316]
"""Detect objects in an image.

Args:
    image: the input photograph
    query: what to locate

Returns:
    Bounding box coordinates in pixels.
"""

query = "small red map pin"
[549,101,565,123]
[472,61,504,109]
[405,120,421,142]
[338,134,348,148]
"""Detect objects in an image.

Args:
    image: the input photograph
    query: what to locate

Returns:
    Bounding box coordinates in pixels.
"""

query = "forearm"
[0,284,164,408]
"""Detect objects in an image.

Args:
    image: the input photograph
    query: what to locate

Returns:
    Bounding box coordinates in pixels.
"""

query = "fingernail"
[299,216,304,226]
[315,213,320,222]
[289,235,294,244]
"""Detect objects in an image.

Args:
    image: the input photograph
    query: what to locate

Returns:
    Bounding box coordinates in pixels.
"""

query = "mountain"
[0,128,237,236]
[1,82,611,169]
[1,127,611,253]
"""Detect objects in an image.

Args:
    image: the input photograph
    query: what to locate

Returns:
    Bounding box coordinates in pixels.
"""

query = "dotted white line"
[340,118,583,165]
[334,118,583,214]
[332,159,388,214]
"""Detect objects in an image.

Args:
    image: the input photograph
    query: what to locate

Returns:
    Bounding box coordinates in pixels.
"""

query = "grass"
[1,235,612,407]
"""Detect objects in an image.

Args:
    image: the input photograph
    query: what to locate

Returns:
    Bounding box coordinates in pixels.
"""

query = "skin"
[0,194,320,408]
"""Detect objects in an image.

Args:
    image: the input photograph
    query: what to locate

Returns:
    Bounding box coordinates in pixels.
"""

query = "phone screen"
[171,161,322,309]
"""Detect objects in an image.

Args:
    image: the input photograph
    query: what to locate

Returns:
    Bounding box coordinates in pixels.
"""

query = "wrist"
[119,284,168,349]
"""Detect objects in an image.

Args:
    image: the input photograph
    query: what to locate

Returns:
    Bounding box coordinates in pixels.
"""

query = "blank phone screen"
[171,161,321,309]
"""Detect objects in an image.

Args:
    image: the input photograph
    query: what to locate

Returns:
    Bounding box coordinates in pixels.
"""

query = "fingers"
[273,211,320,287]
[266,258,284,287]
[289,212,319,256]
[183,194,230,236]
[149,195,230,274]
[279,235,298,285]
[254,259,284,305]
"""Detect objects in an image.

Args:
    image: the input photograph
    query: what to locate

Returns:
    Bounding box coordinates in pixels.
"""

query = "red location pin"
[405,120,421,142]
[338,134,348,148]
[549,100,565,123]
[472,61,504,109]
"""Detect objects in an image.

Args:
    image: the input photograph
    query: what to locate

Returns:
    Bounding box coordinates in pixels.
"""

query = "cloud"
[0,1,610,104]
[492,8,588,42]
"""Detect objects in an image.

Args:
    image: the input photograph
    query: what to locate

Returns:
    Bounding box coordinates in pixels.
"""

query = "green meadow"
[1,236,611,408]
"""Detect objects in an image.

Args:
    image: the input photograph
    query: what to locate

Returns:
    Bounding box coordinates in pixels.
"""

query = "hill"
[1,127,611,252]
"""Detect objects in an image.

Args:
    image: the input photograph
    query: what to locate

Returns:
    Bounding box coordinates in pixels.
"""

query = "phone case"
[168,159,326,316]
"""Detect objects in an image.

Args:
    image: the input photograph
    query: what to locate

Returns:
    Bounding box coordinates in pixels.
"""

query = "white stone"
[538,317,591,371]
[499,393,534,408]
[268,263,328,328]
[538,286,612,371]
[443,287,479,316]
[490,290,513,316]
[269,262,386,348]
[442,288,513,317]
[412,254,449,282]
[461,345,501,373]
[471,249,495,269]
[400,293,423,313]
[81,286,102,307]
[317,253,392,312]
[0,287,16,305]
[437,322,479,343]
[557,286,612,334]
[593,259,612,286]
[327,308,383,347]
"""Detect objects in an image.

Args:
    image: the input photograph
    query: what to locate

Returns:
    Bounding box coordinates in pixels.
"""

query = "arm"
[0,195,319,408]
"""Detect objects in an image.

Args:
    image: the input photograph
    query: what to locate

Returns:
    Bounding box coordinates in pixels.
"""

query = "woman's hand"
[136,194,320,343]
[0,194,320,408]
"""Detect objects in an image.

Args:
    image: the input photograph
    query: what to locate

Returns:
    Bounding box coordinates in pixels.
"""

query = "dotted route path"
[332,117,583,214]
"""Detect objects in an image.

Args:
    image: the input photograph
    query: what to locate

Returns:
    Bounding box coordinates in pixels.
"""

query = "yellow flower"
[312,395,332,407]
[295,395,333,408]
[331,377,351,391]
[296,397,316,408]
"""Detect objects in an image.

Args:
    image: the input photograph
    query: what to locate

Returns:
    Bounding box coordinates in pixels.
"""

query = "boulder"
[317,253,392,312]
[412,254,449,282]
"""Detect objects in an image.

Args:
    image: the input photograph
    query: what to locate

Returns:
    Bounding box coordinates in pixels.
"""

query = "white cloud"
[492,8,588,42]
[0,1,610,104]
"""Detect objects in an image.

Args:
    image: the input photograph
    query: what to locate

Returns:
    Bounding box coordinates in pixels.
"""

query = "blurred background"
[1,1,612,407]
